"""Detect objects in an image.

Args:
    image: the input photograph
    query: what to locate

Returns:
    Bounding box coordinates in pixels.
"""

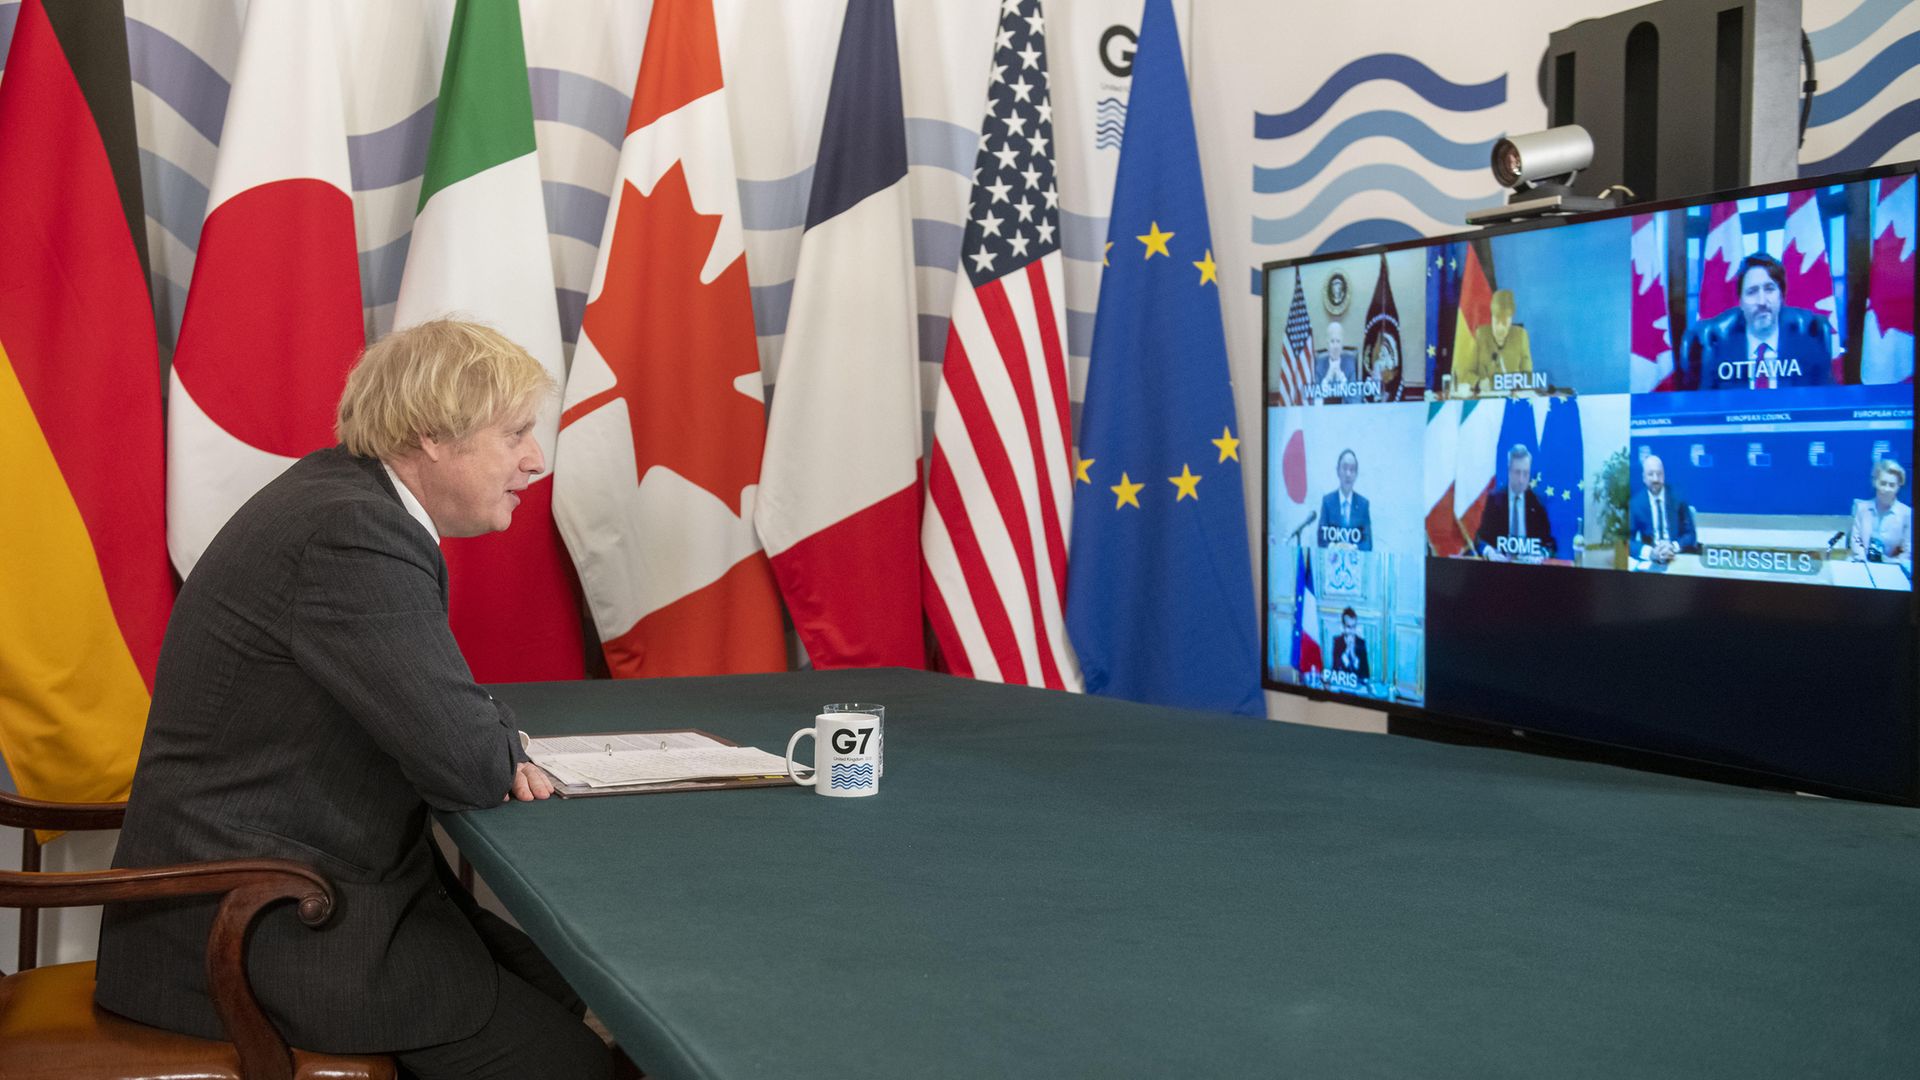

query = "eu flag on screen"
[1063,0,1260,716]
[1535,397,1585,558]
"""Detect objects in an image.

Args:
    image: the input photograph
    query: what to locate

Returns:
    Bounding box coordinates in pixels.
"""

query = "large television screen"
[1262,165,1918,802]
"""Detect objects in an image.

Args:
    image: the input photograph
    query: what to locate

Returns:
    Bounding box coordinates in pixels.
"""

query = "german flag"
[0,0,171,804]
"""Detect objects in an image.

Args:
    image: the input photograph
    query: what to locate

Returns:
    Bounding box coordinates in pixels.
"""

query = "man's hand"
[506,762,555,802]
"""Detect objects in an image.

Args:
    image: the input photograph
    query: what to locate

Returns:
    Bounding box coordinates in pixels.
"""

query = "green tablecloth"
[440,669,1920,1080]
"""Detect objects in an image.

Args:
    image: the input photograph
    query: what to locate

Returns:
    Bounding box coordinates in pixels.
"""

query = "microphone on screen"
[1289,511,1318,544]
[1826,530,1846,549]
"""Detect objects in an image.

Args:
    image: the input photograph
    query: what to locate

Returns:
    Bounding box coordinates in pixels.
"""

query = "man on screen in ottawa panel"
[1454,289,1533,396]
[1316,448,1373,550]
[1329,606,1370,683]
[1629,452,1698,566]
[1476,444,1556,562]
[1703,253,1833,389]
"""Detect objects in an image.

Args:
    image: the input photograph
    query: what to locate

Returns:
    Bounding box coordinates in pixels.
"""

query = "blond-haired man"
[97,320,610,1079]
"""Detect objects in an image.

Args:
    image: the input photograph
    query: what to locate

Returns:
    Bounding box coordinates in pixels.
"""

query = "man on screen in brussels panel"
[1629,453,1698,565]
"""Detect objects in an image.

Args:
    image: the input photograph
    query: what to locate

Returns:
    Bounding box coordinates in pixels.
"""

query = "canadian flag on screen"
[1862,175,1915,385]
[1628,213,1676,392]
[1698,200,1743,320]
[1781,189,1842,381]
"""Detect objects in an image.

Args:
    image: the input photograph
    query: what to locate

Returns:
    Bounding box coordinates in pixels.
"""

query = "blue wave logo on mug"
[829,763,876,790]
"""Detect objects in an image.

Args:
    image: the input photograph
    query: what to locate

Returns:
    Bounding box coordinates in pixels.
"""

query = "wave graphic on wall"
[1248,51,1506,292]
[1095,96,1125,150]
[1801,0,1920,177]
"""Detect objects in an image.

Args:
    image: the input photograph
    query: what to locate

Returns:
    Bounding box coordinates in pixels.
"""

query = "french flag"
[755,0,925,669]
[1289,545,1322,686]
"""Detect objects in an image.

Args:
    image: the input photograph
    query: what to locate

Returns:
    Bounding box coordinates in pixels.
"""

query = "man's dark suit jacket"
[1330,633,1370,680]
[1316,490,1372,550]
[1475,487,1556,558]
[95,447,525,1054]
[1629,487,1698,555]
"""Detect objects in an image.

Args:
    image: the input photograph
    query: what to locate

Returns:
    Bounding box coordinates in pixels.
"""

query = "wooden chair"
[0,791,394,1080]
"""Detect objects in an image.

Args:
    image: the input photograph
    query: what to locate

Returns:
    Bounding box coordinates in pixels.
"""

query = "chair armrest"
[0,790,126,832]
[0,858,335,1080]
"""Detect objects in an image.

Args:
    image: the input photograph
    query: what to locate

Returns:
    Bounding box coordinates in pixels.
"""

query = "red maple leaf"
[564,161,764,514]
[1870,215,1916,338]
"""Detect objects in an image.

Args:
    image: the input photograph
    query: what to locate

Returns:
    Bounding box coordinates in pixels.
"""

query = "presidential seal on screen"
[1323,270,1349,316]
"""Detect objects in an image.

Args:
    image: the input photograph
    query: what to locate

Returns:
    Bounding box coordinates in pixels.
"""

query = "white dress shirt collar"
[382,462,440,544]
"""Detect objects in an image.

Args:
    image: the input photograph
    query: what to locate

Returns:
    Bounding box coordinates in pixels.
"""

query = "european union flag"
[1063,0,1260,716]
[1535,396,1585,557]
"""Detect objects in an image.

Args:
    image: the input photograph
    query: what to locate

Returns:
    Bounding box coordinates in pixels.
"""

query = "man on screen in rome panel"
[1316,448,1373,550]
[1703,253,1832,389]
[1475,444,1555,562]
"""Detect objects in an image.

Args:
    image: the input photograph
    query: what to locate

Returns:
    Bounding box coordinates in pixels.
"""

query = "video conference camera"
[1491,126,1593,192]
[1466,125,1619,226]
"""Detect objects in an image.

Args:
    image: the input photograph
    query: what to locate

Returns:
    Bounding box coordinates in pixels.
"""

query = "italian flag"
[394,0,584,681]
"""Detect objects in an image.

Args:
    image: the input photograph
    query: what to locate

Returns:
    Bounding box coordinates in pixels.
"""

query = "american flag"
[922,0,1080,690]
[1274,270,1317,405]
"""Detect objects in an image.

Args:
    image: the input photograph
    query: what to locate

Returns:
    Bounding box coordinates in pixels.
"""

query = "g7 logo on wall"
[1099,25,1136,77]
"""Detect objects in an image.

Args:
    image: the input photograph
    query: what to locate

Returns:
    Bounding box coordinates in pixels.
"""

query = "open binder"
[526,729,797,798]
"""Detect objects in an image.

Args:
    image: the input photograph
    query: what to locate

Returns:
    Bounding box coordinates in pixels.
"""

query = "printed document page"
[528,733,787,789]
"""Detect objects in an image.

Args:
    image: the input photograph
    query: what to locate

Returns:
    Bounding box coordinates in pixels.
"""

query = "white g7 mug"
[786,713,880,797]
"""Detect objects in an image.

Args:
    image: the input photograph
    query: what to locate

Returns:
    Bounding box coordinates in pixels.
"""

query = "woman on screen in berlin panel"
[93,319,612,1080]
[1850,458,1912,569]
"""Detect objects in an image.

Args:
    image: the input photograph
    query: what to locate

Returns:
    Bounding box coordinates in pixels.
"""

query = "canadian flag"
[552,0,787,677]
[1629,213,1676,392]
[1862,175,1916,385]
[1781,189,1843,381]
[1697,199,1744,321]
[165,0,363,578]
